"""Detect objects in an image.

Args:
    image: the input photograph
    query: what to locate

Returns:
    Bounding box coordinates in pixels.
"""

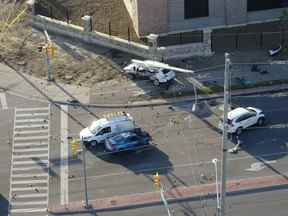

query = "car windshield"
[89,122,101,134]
[246,108,256,113]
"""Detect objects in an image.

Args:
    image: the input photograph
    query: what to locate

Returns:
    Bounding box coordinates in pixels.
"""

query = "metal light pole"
[220,53,230,216]
[160,185,172,216]
[212,158,220,215]
[80,139,89,208]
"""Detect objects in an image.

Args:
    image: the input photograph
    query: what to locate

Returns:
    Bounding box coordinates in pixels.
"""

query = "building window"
[184,0,209,19]
[247,0,288,12]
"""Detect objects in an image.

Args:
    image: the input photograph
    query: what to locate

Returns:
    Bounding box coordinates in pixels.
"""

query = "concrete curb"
[53,85,288,109]
[48,174,288,215]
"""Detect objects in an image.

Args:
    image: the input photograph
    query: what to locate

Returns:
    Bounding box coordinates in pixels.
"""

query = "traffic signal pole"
[44,30,55,82]
[153,173,172,216]
[220,53,230,216]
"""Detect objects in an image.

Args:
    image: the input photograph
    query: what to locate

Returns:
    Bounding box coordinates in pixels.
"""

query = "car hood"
[79,127,94,140]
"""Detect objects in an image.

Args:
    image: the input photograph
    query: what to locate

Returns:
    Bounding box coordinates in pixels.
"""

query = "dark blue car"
[104,130,151,153]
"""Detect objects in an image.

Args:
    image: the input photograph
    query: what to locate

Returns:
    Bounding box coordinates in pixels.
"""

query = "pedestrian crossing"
[9,106,50,216]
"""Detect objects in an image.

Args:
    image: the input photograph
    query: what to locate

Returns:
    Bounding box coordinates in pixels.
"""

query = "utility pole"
[220,53,230,216]
[80,139,89,208]
[212,158,220,215]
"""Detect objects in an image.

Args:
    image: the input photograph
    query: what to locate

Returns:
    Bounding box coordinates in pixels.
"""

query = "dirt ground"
[37,0,141,43]
[0,2,128,87]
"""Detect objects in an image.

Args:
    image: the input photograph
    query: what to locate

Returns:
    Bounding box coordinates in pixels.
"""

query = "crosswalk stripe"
[11,201,47,206]
[15,118,48,123]
[15,107,49,112]
[12,186,48,192]
[13,160,48,165]
[10,207,47,213]
[12,166,47,171]
[10,106,50,216]
[13,147,49,153]
[14,129,48,135]
[15,124,48,129]
[14,142,48,147]
[16,193,47,198]
[13,153,48,159]
[16,113,49,117]
[12,179,47,185]
[14,136,49,141]
[12,173,48,178]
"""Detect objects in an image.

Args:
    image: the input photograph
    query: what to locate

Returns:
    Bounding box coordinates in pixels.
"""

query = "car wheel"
[235,127,242,135]
[257,117,265,126]
[153,80,160,86]
[90,140,98,147]
[127,73,135,80]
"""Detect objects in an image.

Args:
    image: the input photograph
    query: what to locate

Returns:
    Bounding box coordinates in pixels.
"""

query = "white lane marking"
[15,118,48,123]
[16,112,49,117]
[14,129,49,135]
[13,166,47,171]
[14,142,48,147]
[0,92,8,109]
[10,207,47,213]
[13,147,49,153]
[12,186,47,191]
[13,153,48,159]
[11,201,47,206]
[14,136,49,141]
[12,173,48,178]
[60,105,69,205]
[16,193,47,198]
[15,124,48,129]
[13,160,48,165]
[11,179,47,185]
[16,107,49,112]
[245,160,277,172]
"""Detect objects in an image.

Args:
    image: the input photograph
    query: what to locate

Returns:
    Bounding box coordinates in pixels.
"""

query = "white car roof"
[228,107,249,120]
[91,115,132,128]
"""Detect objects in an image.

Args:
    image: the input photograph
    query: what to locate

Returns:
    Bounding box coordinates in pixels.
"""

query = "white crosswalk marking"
[0,92,8,109]
[9,106,50,216]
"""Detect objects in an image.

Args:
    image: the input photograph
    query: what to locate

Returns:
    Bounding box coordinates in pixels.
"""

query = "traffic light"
[153,172,161,188]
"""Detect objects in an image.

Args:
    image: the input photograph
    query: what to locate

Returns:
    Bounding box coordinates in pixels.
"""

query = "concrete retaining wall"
[31,14,211,60]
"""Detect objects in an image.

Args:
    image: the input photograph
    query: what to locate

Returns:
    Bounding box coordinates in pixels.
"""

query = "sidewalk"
[0,63,90,104]
[49,174,288,214]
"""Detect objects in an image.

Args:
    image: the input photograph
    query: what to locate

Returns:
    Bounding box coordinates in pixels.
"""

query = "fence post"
[66,9,70,23]
[128,27,131,41]
[260,32,263,48]
[49,6,53,18]
[81,15,92,32]
[108,21,111,36]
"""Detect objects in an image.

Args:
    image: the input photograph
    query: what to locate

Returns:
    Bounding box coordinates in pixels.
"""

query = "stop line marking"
[0,92,8,109]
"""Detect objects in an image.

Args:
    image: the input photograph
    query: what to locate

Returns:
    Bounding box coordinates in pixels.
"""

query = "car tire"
[127,73,135,80]
[235,127,242,135]
[257,117,265,126]
[153,80,160,86]
[90,140,98,147]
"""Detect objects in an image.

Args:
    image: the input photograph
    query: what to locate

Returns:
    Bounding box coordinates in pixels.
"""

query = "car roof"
[109,131,136,141]
[228,107,249,120]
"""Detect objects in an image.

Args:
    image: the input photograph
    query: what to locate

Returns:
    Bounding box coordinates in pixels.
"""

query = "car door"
[96,127,112,142]
[237,113,251,129]
[246,112,257,127]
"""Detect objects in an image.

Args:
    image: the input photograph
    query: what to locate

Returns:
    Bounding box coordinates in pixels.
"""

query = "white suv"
[218,107,265,135]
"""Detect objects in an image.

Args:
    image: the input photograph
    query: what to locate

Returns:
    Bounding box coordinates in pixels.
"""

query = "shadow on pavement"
[0,193,9,216]
[88,145,173,175]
